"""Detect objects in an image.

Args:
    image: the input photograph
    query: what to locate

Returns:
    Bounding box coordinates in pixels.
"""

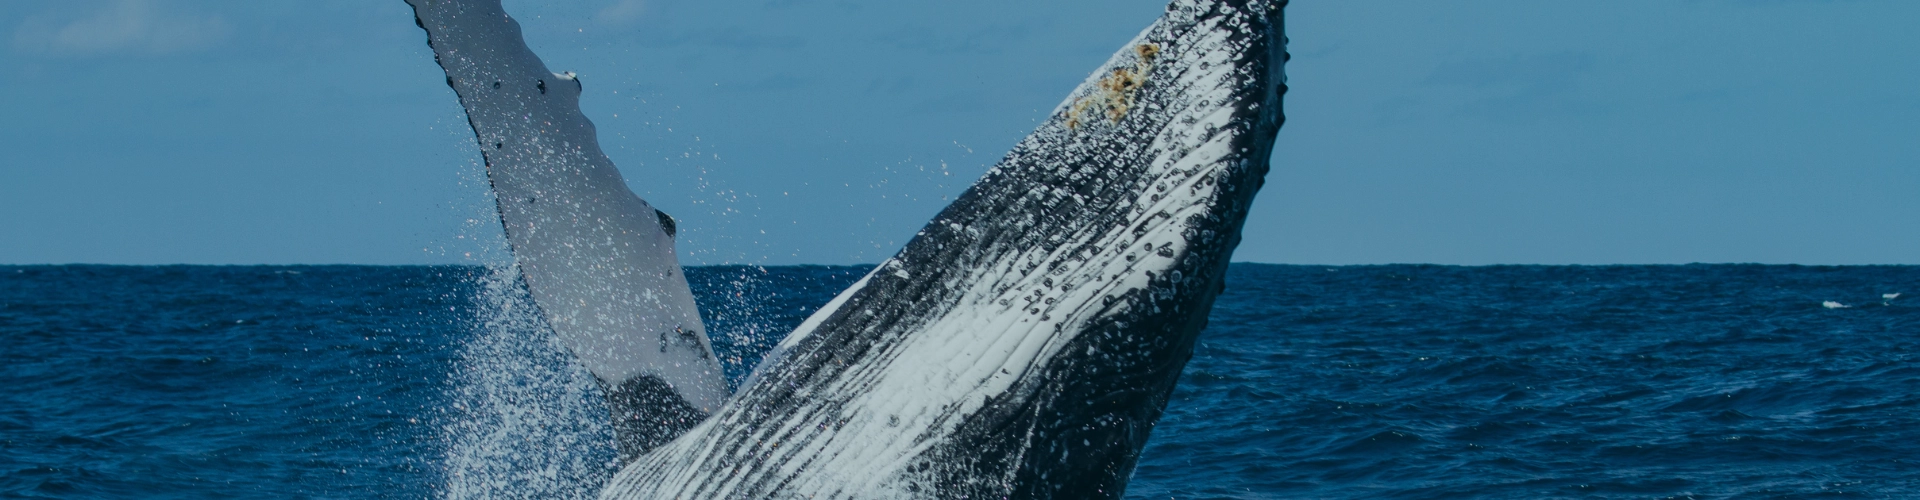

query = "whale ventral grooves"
[605,0,1289,498]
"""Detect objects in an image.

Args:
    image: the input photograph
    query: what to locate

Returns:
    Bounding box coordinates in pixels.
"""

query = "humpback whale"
[602,0,1289,497]
[410,0,1286,495]
[405,0,729,462]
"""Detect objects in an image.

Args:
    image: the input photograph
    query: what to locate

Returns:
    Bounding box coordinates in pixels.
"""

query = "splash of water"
[439,265,617,499]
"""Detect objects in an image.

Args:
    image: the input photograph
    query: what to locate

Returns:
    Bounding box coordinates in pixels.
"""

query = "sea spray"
[684,265,781,388]
[439,265,617,499]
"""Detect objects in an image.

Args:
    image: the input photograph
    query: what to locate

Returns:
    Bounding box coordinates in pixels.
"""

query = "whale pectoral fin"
[407,0,730,459]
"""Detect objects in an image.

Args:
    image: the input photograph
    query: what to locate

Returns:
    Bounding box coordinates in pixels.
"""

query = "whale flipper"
[604,0,1288,497]
[406,0,729,461]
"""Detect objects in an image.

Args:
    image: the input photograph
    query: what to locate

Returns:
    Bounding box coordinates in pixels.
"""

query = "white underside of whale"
[603,0,1284,495]
[407,0,728,412]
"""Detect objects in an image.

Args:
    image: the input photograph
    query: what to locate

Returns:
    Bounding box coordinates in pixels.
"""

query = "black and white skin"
[409,0,1287,497]
[604,0,1288,497]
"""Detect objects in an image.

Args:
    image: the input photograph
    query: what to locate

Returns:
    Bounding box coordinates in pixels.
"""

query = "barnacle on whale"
[1068,43,1163,130]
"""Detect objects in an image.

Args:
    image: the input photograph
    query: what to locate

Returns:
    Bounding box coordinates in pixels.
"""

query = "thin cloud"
[12,0,230,57]
[629,28,804,50]
[594,0,648,26]
[875,23,1037,55]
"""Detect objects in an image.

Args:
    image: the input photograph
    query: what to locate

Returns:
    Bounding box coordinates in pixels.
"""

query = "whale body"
[405,0,729,461]
[603,0,1289,497]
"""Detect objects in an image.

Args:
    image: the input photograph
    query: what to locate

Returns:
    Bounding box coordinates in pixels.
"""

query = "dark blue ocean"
[2,264,1915,499]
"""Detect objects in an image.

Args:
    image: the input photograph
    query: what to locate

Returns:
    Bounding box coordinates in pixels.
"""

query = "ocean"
[1,264,1915,499]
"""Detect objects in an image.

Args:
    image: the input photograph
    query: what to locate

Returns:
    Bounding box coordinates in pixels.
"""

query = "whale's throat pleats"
[405,0,730,462]
[604,1,1289,498]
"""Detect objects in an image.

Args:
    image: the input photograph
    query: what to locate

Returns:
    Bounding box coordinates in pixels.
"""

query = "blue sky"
[2,0,1915,265]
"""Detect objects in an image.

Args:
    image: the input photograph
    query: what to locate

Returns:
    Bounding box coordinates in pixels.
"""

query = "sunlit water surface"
[2,264,1915,498]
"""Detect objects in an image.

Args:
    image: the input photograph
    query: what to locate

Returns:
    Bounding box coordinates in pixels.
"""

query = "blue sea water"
[1,264,1915,499]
